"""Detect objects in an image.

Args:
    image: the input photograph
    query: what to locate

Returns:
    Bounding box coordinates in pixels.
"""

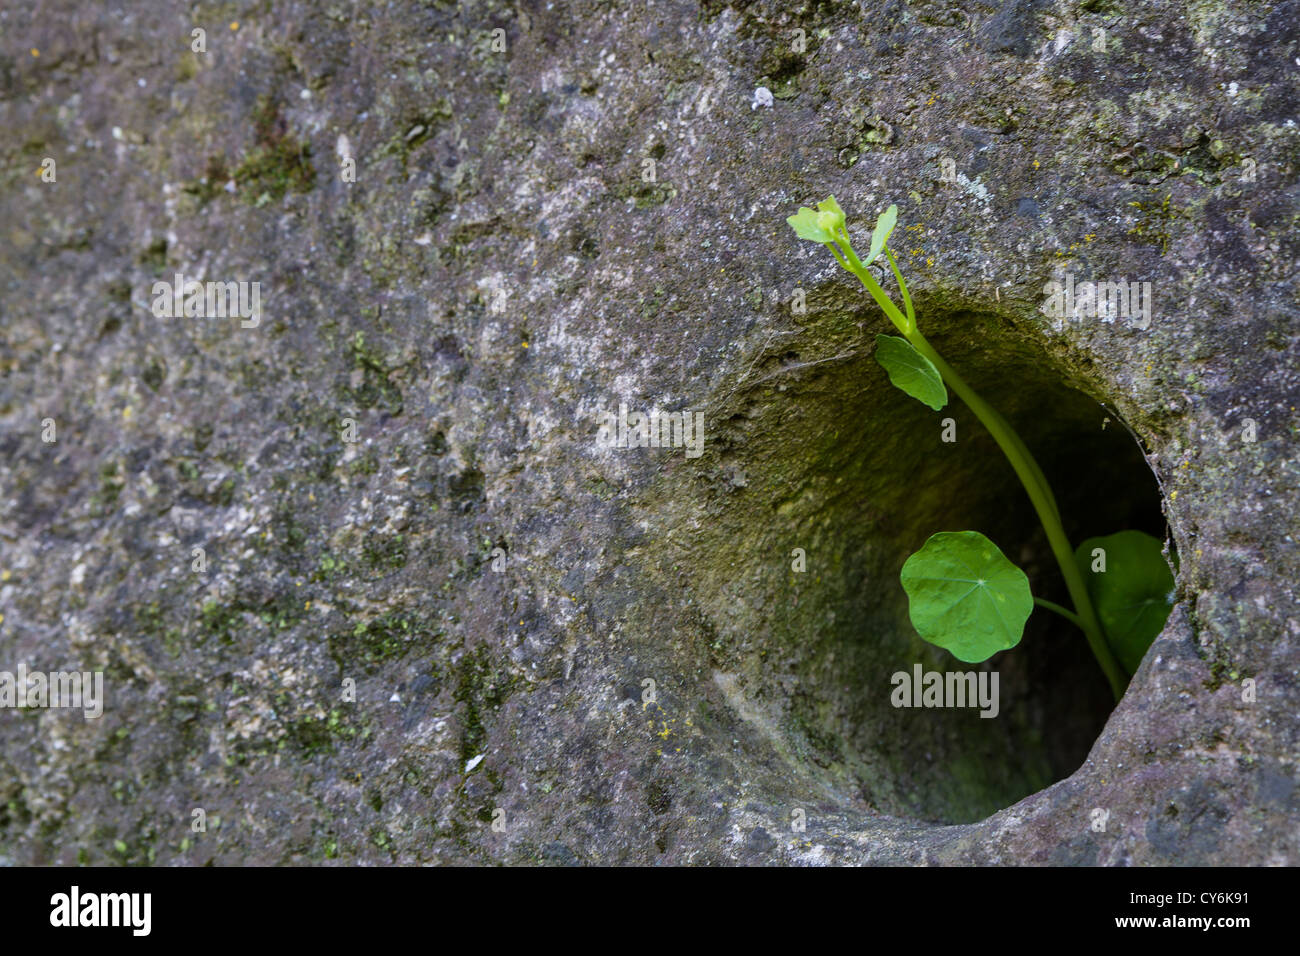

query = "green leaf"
[865,204,898,265]
[874,335,948,410]
[786,206,834,243]
[900,531,1034,663]
[1074,530,1174,674]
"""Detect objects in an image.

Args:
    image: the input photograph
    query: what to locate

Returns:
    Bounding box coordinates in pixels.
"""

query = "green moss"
[213,477,237,507]
[349,452,380,476]
[161,628,184,657]
[286,709,359,756]
[141,358,166,392]
[176,52,199,82]
[91,460,125,515]
[199,599,244,645]
[313,552,345,581]
[234,96,317,203]
[638,285,669,318]
[329,611,438,669]
[759,68,802,101]
[612,180,676,208]
[1126,192,1183,255]
[585,476,616,500]
[133,600,165,636]
[376,98,453,172]
[197,591,305,646]
[182,155,232,204]
[184,95,316,206]
[369,826,393,851]
[362,534,407,571]
[344,331,404,415]
[453,646,519,765]
[137,237,169,274]
[272,506,310,553]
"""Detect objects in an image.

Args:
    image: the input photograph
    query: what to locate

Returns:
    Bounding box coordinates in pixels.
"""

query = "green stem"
[908,329,1126,701]
[836,240,1126,700]
[885,248,916,331]
[1034,597,1082,629]
[831,242,910,332]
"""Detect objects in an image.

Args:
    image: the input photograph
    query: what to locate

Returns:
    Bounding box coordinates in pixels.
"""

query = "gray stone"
[0,0,1296,865]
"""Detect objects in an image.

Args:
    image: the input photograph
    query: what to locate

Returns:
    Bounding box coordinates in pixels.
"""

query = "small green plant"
[787,197,1174,699]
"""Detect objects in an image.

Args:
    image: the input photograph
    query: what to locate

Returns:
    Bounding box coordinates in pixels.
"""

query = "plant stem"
[836,244,1127,700]
[909,330,1126,701]
[1034,596,1082,629]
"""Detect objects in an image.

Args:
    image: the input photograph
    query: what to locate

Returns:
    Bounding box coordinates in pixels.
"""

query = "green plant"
[787,197,1174,699]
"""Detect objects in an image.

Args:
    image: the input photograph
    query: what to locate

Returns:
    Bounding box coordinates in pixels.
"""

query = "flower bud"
[816,209,842,234]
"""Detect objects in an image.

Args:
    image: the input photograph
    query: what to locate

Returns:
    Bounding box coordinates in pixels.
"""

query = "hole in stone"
[677,308,1170,825]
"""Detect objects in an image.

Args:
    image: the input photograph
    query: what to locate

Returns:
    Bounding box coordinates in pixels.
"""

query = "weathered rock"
[0,0,1296,864]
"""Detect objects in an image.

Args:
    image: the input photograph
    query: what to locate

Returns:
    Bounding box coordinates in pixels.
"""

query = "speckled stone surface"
[0,0,1296,864]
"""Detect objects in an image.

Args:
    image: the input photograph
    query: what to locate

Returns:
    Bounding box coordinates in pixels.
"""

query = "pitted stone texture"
[0,0,1296,864]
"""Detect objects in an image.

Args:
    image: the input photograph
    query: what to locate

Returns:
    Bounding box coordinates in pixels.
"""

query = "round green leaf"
[900,531,1033,663]
[1074,530,1174,674]
[874,335,948,410]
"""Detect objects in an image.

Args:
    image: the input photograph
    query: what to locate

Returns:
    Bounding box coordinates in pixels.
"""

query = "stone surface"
[0,0,1296,864]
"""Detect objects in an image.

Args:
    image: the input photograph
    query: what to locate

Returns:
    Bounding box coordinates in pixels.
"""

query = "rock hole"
[668,307,1170,825]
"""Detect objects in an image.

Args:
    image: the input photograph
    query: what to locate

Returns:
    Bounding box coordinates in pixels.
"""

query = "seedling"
[787,197,1174,699]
